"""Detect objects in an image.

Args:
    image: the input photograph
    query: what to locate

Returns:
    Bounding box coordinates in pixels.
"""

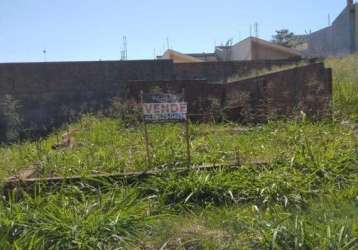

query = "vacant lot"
[0,55,357,249]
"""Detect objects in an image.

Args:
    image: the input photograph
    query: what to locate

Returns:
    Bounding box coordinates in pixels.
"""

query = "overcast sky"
[0,0,347,62]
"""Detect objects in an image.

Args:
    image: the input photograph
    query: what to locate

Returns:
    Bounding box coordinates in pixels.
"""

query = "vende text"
[143,102,187,115]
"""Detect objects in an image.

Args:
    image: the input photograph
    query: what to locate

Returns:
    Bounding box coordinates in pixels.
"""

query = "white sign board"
[142,93,187,122]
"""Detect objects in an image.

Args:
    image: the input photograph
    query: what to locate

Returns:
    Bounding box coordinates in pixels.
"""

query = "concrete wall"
[0,58,327,141]
[224,63,332,121]
[307,4,357,57]
[0,60,175,141]
[125,80,223,119]
[217,38,301,61]
[331,6,353,55]
[230,39,252,61]
[128,63,332,123]
[174,59,303,83]
[251,42,299,60]
[307,27,333,57]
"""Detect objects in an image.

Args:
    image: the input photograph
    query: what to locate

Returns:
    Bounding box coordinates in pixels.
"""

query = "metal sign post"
[141,90,190,168]
[182,88,191,168]
[184,117,191,168]
[142,93,187,123]
[140,91,152,169]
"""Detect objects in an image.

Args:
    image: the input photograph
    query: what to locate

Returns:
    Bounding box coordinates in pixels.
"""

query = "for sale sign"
[142,93,187,122]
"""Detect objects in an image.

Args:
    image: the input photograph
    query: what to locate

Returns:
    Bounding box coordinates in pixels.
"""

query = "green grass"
[0,117,355,180]
[0,54,357,249]
[326,54,358,120]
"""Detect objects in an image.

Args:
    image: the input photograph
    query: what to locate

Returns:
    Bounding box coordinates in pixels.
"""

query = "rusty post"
[235,146,241,167]
[140,90,152,169]
[182,88,191,168]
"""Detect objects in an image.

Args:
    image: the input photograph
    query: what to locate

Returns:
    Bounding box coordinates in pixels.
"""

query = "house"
[215,37,302,61]
[158,37,302,63]
[305,0,358,57]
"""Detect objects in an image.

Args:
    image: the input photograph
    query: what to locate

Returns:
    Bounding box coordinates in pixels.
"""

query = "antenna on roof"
[120,36,127,60]
[42,49,47,62]
[328,14,331,26]
[166,37,170,49]
[225,38,233,47]
[254,22,259,38]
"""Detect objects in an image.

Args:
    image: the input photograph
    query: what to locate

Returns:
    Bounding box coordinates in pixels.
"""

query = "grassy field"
[0,55,357,249]
[326,54,358,120]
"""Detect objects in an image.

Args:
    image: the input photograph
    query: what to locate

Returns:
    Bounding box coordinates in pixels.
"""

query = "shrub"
[0,94,22,142]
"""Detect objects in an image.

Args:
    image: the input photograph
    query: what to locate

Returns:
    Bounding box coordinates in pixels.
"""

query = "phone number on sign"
[143,112,187,121]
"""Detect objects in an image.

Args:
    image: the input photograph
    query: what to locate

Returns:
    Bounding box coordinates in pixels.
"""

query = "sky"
[0,0,347,62]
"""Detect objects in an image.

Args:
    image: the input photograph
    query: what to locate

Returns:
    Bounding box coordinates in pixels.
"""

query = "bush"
[0,94,22,142]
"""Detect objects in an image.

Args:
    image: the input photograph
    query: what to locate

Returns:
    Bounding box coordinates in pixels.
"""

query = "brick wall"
[125,80,223,119]
[0,60,175,140]
[0,59,329,141]
[224,63,332,121]
[129,63,332,123]
[174,59,303,83]
[307,4,357,57]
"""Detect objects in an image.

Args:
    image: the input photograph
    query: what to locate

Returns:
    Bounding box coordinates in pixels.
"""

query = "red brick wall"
[0,59,330,141]
[224,63,332,121]
[127,63,332,122]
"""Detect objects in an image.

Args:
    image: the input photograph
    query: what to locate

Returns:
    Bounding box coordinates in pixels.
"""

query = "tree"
[272,29,306,49]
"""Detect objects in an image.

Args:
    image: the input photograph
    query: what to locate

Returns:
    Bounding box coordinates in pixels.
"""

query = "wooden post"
[140,91,152,169]
[182,88,191,168]
[143,122,151,169]
[235,146,241,167]
[211,112,215,124]
[185,118,191,168]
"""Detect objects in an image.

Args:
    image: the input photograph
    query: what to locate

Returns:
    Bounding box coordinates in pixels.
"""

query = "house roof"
[242,37,303,57]
[158,49,204,63]
[158,37,302,63]
[186,53,217,62]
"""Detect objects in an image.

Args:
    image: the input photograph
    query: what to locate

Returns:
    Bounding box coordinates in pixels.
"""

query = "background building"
[215,37,302,61]
[158,37,302,63]
[306,0,358,57]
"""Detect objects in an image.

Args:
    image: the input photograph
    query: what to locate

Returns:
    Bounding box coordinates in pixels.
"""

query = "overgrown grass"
[326,54,358,120]
[0,117,355,181]
[0,54,357,249]
[0,186,158,249]
[0,116,356,249]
